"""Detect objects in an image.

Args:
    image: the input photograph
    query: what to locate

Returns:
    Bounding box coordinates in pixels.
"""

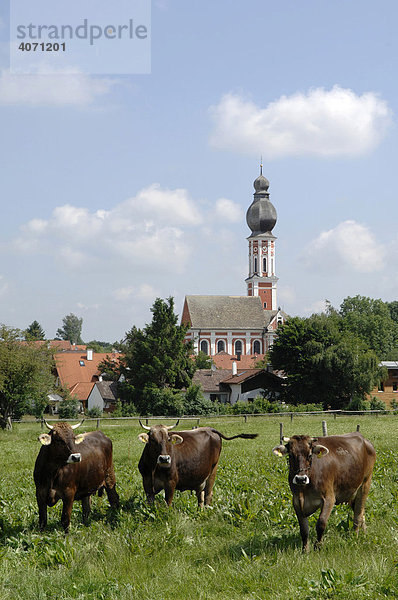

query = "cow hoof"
[314,541,323,551]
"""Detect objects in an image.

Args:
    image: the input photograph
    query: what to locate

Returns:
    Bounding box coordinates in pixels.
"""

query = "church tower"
[245,166,278,310]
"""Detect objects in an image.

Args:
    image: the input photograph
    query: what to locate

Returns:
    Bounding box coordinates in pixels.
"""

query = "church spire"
[245,168,279,311]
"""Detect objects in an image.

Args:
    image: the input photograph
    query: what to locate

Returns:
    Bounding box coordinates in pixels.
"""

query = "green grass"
[1,415,398,599]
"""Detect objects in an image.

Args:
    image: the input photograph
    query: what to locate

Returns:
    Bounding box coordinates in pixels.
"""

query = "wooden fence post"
[322,420,328,436]
[280,422,283,445]
[96,418,100,429]
[356,424,360,432]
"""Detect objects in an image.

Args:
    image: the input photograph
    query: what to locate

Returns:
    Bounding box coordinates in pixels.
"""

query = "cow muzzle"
[67,453,82,464]
[157,454,171,467]
[293,474,310,485]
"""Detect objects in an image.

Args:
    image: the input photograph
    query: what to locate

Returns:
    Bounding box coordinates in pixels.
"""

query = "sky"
[0,0,397,343]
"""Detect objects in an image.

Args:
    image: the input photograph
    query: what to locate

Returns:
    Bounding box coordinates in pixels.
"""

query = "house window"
[378,382,384,392]
[235,340,243,355]
[217,340,225,353]
[200,340,209,355]
[253,340,261,354]
[393,382,398,392]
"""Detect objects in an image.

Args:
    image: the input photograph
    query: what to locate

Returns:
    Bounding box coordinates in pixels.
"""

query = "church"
[181,167,286,367]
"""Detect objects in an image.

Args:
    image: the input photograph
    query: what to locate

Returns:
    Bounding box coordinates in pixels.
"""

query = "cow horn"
[139,419,151,431]
[44,419,54,430]
[166,420,180,431]
[71,419,85,430]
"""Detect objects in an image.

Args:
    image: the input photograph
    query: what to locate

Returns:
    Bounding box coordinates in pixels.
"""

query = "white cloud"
[120,184,203,227]
[12,183,205,273]
[113,283,159,302]
[0,67,116,107]
[303,299,329,315]
[213,198,242,223]
[209,86,392,158]
[302,220,386,273]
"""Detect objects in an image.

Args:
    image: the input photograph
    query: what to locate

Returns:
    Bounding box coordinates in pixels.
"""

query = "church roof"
[184,295,277,329]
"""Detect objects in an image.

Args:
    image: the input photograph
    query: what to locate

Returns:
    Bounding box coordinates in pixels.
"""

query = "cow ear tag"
[272,445,287,457]
[171,434,183,445]
[138,433,149,444]
[75,434,85,445]
[39,433,51,446]
[313,444,329,458]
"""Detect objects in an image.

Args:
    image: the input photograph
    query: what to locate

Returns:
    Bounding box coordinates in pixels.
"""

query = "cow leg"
[81,496,91,524]
[315,496,335,549]
[293,495,310,552]
[36,489,48,530]
[353,475,373,533]
[164,483,176,506]
[105,485,120,509]
[196,489,205,508]
[61,495,74,534]
[142,475,155,504]
[105,467,120,508]
[204,464,218,507]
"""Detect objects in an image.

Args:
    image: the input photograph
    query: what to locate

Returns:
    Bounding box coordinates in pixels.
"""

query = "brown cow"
[34,420,119,532]
[138,421,258,507]
[272,432,376,551]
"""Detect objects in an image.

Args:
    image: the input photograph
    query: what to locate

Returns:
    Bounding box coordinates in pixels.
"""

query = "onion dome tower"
[245,165,278,310]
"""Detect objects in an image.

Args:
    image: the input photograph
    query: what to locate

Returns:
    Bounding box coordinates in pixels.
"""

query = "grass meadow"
[1,415,398,599]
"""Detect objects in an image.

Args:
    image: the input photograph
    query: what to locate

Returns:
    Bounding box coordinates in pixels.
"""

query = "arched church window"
[263,257,267,272]
[253,340,261,354]
[200,340,209,355]
[217,340,225,353]
[235,340,243,355]
[254,257,258,273]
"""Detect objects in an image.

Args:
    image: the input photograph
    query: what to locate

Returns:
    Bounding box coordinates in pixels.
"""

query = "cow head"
[38,420,86,464]
[272,435,329,486]
[138,421,183,468]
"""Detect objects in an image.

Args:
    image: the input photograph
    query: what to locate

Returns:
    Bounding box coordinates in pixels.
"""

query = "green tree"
[194,351,213,369]
[339,295,398,359]
[86,340,115,353]
[25,320,45,341]
[122,297,196,414]
[0,325,55,427]
[387,301,398,324]
[269,314,379,409]
[56,314,84,344]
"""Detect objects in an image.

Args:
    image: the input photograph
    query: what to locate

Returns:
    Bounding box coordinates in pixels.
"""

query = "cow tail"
[210,429,258,440]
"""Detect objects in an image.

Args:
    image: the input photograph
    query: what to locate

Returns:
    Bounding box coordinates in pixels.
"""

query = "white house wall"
[87,386,104,412]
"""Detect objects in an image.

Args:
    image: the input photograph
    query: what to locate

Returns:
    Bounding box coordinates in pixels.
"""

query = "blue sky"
[0,0,397,342]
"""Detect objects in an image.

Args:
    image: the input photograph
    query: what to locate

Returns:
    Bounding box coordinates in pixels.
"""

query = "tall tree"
[339,295,398,360]
[122,297,196,412]
[56,314,84,344]
[25,320,45,341]
[0,325,55,427]
[269,314,379,409]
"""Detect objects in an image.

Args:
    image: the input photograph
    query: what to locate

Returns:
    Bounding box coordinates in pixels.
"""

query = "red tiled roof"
[211,353,265,369]
[54,351,122,401]
[69,382,95,401]
[221,369,262,384]
[20,340,87,351]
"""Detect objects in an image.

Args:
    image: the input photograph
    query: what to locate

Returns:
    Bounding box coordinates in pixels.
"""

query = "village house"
[53,348,121,413]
